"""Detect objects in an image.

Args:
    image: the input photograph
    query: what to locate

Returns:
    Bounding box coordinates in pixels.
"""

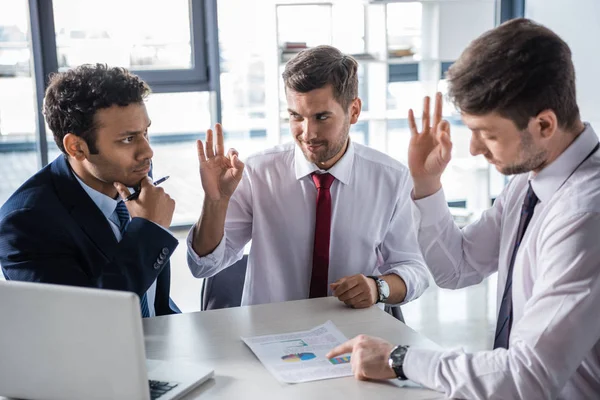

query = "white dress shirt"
[187,140,429,306]
[74,176,157,317]
[406,123,600,399]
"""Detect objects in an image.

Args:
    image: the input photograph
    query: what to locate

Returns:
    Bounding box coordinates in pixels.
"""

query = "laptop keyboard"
[149,380,179,399]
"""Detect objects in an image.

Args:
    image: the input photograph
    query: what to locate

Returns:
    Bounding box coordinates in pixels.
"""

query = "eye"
[289,113,302,121]
[121,136,134,144]
[316,115,329,121]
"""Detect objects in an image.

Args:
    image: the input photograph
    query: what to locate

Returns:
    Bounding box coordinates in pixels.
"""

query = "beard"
[298,117,350,165]
[498,129,548,175]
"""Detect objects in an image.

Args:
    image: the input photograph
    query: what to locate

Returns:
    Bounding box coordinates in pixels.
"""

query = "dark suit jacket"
[0,155,179,316]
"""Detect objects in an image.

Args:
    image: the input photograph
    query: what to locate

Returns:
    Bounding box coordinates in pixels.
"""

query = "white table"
[143,297,444,399]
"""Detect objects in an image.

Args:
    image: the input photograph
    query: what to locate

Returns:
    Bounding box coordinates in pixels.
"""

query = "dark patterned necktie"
[494,182,538,349]
[115,201,150,318]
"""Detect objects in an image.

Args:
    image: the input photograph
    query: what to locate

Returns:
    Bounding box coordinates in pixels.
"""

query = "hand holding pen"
[114,176,176,229]
[124,176,170,202]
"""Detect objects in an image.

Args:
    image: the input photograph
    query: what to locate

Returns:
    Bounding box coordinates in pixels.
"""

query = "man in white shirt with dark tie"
[187,45,429,310]
[328,18,600,399]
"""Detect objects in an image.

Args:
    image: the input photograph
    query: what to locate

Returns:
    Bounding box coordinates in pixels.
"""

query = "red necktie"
[310,172,335,298]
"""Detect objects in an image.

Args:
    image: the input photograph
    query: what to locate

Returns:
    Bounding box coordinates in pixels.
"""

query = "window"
[0,0,37,206]
[218,0,499,222]
[52,0,209,92]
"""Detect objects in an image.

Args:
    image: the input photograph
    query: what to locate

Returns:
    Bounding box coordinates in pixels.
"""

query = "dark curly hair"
[282,45,358,111]
[43,64,151,154]
[447,18,579,132]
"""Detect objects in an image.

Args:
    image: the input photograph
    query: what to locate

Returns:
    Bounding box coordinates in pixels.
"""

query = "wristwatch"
[367,275,390,303]
[388,345,409,380]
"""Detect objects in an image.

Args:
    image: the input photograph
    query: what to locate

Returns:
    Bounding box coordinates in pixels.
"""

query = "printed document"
[241,320,352,383]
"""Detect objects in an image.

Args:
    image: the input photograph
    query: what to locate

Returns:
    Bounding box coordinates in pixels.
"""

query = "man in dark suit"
[0,64,178,317]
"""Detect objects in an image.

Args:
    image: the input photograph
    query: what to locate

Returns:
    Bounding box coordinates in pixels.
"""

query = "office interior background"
[1,0,599,352]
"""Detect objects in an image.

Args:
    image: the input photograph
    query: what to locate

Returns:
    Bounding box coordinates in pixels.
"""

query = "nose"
[138,134,154,161]
[469,132,486,156]
[300,119,317,142]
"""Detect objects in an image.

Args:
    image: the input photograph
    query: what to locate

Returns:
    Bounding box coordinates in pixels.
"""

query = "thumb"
[113,182,131,200]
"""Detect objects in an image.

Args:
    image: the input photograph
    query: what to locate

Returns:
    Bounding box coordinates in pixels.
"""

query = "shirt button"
[161,247,170,256]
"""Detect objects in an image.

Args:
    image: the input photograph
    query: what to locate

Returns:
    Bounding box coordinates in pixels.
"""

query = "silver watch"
[367,275,390,303]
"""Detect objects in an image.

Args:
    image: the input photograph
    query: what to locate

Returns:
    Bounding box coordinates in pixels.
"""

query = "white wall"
[526,0,600,129]
[439,1,497,61]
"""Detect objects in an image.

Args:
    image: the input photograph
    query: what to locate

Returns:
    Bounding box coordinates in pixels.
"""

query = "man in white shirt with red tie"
[187,45,429,310]
[328,18,600,399]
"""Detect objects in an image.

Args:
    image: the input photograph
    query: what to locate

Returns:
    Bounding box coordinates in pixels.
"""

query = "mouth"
[133,164,151,174]
[305,143,324,152]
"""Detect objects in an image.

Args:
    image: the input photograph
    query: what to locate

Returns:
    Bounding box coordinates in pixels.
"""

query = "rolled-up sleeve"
[379,172,430,305]
[186,168,254,279]
[186,229,228,278]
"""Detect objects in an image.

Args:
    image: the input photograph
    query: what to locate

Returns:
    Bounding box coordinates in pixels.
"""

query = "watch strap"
[388,345,409,380]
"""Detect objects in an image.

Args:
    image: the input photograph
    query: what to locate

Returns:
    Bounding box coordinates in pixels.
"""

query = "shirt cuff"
[403,347,445,391]
[186,227,226,276]
[384,264,429,305]
[412,188,452,228]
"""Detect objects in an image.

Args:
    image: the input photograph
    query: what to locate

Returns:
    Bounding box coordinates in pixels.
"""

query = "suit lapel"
[50,155,118,260]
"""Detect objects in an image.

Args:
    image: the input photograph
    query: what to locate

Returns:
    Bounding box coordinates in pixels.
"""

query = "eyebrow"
[287,109,332,116]
[117,120,152,137]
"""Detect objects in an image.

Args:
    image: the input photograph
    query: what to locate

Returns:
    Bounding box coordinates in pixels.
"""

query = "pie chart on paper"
[281,352,317,362]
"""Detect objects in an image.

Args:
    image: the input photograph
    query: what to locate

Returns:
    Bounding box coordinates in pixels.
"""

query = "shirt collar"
[73,173,119,220]
[530,122,598,203]
[294,139,355,185]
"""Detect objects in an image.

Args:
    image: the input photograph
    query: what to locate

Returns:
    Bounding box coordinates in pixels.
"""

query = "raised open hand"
[408,92,453,198]
[197,123,244,202]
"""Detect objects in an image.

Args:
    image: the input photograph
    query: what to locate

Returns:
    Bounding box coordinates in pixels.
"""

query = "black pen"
[124,176,170,202]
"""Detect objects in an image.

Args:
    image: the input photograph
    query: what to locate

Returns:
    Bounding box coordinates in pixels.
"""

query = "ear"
[532,109,558,139]
[349,98,362,124]
[63,133,89,161]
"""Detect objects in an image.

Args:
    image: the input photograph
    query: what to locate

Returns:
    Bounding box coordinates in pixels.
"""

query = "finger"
[351,299,373,309]
[197,140,207,163]
[215,123,225,156]
[230,154,245,180]
[205,128,215,158]
[356,371,369,381]
[438,121,453,162]
[113,182,132,200]
[432,92,443,131]
[408,109,418,136]
[338,284,366,302]
[333,278,359,297]
[226,148,239,160]
[139,176,153,189]
[421,96,431,134]
[326,340,355,359]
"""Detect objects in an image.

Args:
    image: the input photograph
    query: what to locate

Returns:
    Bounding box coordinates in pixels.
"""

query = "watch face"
[380,280,390,298]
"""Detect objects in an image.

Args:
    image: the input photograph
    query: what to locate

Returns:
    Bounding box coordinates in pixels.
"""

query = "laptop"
[0,280,214,400]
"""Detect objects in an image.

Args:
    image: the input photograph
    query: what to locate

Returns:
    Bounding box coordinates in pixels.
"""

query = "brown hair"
[282,45,358,111]
[447,18,579,131]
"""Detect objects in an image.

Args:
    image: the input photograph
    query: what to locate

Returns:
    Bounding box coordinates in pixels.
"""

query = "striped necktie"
[115,201,150,318]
